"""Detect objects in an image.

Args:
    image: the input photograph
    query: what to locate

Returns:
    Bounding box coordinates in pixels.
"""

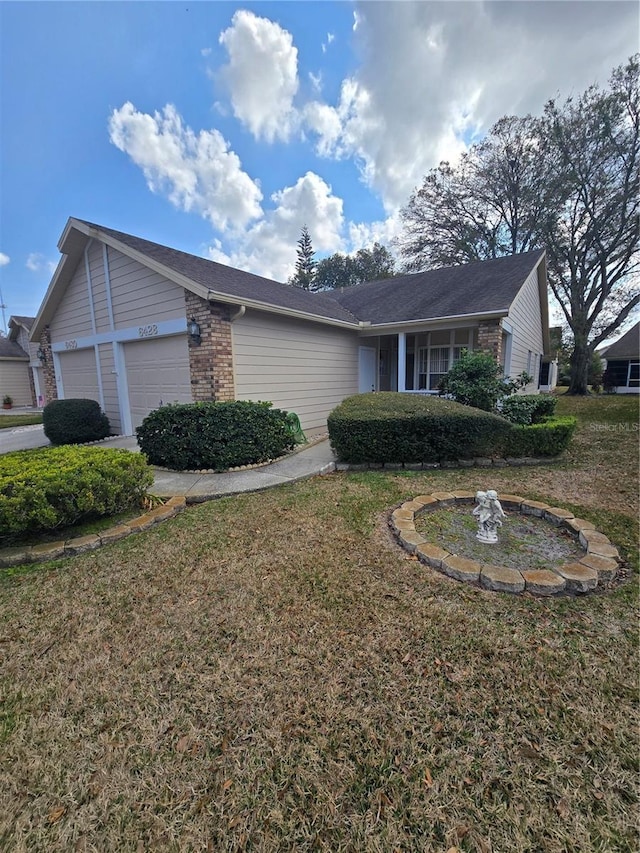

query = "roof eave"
[363,308,510,333]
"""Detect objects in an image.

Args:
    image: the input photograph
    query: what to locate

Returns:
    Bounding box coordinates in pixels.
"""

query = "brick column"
[477,319,503,366]
[184,292,235,402]
[39,327,58,403]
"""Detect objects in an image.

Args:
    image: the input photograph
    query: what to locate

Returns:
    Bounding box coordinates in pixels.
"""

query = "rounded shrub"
[500,394,557,425]
[43,398,110,445]
[136,401,295,471]
[0,446,153,543]
[327,393,514,464]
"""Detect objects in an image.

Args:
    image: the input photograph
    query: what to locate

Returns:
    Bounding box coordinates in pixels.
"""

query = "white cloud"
[207,171,344,282]
[0,253,9,267]
[309,71,322,94]
[304,1,638,211]
[26,253,56,274]
[218,10,299,143]
[109,102,263,231]
[322,32,335,53]
[201,47,212,57]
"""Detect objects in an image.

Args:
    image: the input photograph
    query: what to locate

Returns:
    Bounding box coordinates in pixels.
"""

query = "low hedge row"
[43,398,111,445]
[327,393,575,463]
[500,393,557,425]
[136,401,295,471]
[0,446,153,543]
[502,416,577,458]
[327,393,513,464]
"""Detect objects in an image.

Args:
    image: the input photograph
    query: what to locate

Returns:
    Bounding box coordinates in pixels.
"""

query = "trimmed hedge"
[136,401,296,471]
[0,446,153,543]
[500,394,557,425]
[503,416,577,458]
[328,393,575,464]
[43,398,111,445]
[327,393,514,464]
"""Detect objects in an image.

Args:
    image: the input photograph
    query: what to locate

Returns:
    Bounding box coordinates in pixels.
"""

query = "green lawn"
[0,413,43,429]
[0,394,638,852]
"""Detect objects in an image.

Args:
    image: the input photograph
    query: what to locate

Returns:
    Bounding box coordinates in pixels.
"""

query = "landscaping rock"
[441,555,481,583]
[556,562,598,593]
[521,569,566,595]
[392,518,416,534]
[544,507,575,525]
[587,541,620,561]
[413,495,439,508]
[0,546,34,567]
[128,514,158,532]
[579,553,618,582]
[392,508,414,521]
[415,543,450,569]
[578,529,610,549]
[496,494,525,509]
[452,491,476,502]
[100,525,132,545]
[474,458,492,467]
[565,517,596,534]
[480,565,525,593]
[457,459,475,468]
[401,500,427,513]
[521,500,551,517]
[431,491,456,503]
[65,534,101,555]
[399,530,426,553]
[492,458,508,467]
[31,541,66,561]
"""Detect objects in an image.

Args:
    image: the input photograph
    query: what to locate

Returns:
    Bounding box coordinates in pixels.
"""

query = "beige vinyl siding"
[87,241,111,333]
[49,257,94,342]
[233,310,359,433]
[107,248,187,329]
[0,361,32,405]
[506,265,544,392]
[99,343,121,434]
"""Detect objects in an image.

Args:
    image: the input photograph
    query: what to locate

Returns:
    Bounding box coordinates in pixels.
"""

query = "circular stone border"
[390,492,620,595]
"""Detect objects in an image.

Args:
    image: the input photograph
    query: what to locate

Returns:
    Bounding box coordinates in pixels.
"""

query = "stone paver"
[430,491,456,503]
[579,553,618,582]
[413,495,439,508]
[579,529,610,549]
[565,517,596,534]
[442,555,481,583]
[100,525,132,545]
[587,541,620,561]
[65,534,101,555]
[452,491,476,502]
[31,541,66,561]
[498,494,526,508]
[521,500,551,517]
[521,569,566,595]
[393,508,415,521]
[399,530,426,553]
[480,565,525,593]
[544,507,575,525]
[556,562,598,593]
[415,543,450,569]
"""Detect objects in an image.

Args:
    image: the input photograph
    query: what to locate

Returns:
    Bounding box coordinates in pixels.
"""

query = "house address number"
[138,324,158,338]
[64,339,78,349]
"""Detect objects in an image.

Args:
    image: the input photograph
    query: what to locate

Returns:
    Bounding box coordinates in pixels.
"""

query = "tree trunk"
[567,342,590,395]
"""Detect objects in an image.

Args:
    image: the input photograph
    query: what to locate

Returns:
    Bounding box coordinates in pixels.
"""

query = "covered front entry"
[124,335,192,430]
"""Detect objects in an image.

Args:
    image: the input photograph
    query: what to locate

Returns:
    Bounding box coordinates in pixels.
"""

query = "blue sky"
[0,1,637,326]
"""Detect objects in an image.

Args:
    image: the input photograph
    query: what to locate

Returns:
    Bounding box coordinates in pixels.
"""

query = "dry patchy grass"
[1,395,638,852]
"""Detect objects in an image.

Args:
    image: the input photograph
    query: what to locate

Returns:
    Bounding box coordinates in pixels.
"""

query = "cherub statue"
[473,489,505,543]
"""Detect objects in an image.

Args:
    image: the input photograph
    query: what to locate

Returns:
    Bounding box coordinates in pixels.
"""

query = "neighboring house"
[30,218,553,436]
[6,316,47,406]
[1,316,42,406]
[601,321,640,393]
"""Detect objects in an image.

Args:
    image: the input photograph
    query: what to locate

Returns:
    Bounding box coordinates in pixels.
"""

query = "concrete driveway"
[0,424,51,454]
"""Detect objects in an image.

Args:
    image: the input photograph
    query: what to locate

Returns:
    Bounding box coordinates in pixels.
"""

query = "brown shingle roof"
[0,338,28,358]
[601,321,640,359]
[331,250,546,324]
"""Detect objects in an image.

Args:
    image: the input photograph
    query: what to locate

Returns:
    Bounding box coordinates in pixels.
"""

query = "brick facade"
[477,319,503,365]
[184,292,235,402]
[39,327,58,403]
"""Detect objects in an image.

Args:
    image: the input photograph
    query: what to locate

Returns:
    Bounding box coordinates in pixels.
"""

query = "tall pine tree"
[289,226,317,290]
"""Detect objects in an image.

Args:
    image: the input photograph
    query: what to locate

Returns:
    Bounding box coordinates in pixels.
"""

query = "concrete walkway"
[1,424,337,500]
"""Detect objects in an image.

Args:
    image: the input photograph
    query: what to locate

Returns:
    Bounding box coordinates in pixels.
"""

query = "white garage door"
[58,348,100,402]
[124,335,192,430]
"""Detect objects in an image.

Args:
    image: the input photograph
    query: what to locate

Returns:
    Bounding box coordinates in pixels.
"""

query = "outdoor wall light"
[37,346,47,363]
[188,317,202,345]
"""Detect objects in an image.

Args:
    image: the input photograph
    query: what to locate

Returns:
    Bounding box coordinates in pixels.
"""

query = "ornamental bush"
[136,401,295,471]
[43,398,111,445]
[327,393,513,464]
[438,350,531,412]
[0,446,153,543]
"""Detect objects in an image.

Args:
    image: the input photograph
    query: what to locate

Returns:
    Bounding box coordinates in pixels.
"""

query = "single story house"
[1,316,41,407]
[31,218,554,436]
[601,321,640,393]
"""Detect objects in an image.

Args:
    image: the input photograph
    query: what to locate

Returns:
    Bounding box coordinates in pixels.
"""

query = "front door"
[359,346,377,393]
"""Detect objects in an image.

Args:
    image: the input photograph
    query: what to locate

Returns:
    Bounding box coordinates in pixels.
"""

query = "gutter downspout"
[230,305,246,322]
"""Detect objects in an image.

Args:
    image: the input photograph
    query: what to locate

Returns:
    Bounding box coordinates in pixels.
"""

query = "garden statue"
[473,489,506,544]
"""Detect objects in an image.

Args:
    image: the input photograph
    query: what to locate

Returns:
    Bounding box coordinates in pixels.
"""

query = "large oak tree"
[398,57,639,394]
